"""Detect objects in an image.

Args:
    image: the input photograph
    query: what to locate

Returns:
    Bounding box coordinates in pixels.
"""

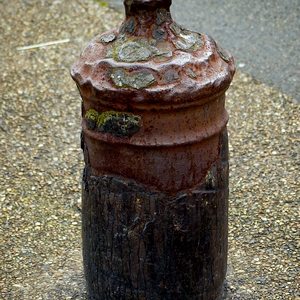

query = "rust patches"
[70,0,235,191]
[217,44,231,63]
[163,69,179,83]
[120,16,137,35]
[155,8,171,25]
[151,24,167,42]
[170,22,204,51]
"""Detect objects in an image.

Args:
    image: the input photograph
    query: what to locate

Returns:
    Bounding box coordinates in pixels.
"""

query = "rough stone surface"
[0,0,299,299]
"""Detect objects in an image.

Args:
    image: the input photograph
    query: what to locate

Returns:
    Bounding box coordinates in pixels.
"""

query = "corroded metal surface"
[71,0,234,192]
[71,0,235,299]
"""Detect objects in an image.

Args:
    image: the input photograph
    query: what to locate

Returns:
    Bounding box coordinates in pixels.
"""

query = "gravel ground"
[0,0,299,299]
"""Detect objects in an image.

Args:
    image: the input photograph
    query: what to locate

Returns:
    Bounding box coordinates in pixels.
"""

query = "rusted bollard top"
[71,0,235,192]
[71,0,234,107]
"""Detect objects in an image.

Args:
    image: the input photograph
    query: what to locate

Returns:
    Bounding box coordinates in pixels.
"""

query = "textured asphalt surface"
[107,0,300,102]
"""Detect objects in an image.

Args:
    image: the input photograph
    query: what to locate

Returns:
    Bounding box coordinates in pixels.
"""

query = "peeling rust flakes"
[120,17,137,35]
[155,8,170,25]
[170,22,184,36]
[102,11,204,63]
[98,33,116,44]
[170,23,204,52]
[186,68,197,79]
[217,44,230,63]
[164,69,180,83]
[152,25,167,42]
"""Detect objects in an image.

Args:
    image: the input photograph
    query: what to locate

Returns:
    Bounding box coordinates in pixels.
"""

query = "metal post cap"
[124,0,172,5]
[124,0,172,15]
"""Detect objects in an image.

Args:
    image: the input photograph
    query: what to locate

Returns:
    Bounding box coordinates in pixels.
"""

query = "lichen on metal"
[170,23,204,51]
[105,37,172,63]
[110,68,156,89]
[111,39,153,62]
[85,109,141,138]
[217,44,231,63]
[85,109,99,130]
[98,33,116,44]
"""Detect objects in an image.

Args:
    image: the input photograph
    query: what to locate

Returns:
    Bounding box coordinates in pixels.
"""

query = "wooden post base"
[81,131,229,300]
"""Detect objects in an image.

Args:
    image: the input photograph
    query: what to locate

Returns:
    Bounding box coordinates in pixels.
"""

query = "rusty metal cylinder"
[71,0,235,299]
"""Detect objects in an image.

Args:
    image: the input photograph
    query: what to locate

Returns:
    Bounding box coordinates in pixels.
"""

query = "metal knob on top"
[124,0,172,13]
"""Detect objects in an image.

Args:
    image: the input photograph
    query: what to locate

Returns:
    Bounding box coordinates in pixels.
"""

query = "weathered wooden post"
[71,0,235,299]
